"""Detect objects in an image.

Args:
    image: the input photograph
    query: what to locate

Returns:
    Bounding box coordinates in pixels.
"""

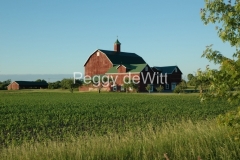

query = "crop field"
[0,91,240,159]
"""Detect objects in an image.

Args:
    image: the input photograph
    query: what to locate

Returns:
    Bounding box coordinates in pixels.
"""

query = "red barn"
[81,39,182,92]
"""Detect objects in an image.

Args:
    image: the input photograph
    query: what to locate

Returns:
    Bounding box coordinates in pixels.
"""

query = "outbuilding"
[7,81,48,90]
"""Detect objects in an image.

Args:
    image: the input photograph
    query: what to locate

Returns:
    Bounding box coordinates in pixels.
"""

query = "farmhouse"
[81,39,182,92]
[7,81,48,90]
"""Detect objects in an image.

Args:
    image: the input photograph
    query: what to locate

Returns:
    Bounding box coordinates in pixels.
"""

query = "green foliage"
[173,80,187,93]
[201,0,240,47]
[181,79,187,88]
[60,78,82,92]
[156,85,164,92]
[173,85,181,93]
[199,0,240,103]
[200,0,240,98]
[186,73,210,92]
[187,73,194,81]
[217,107,240,140]
[0,80,11,90]
[123,78,138,92]
[187,74,197,86]
[61,78,73,89]
[48,81,61,89]
[195,68,211,93]
[200,0,240,142]
[0,92,237,147]
[145,84,151,93]
[35,79,47,83]
[83,79,92,86]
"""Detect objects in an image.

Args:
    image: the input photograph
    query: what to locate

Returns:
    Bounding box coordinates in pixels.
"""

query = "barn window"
[97,52,100,56]
[113,85,117,92]
[145,66,148,71]
[165,84,169,89]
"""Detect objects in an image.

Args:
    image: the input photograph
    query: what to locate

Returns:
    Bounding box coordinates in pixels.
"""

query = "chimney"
[114,39,121,52]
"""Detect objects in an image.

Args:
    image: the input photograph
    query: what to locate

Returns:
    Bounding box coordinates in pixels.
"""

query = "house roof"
[106,63,147,73]
[153,66,182,74]
[14,81,48,86]
[99,49,146,65]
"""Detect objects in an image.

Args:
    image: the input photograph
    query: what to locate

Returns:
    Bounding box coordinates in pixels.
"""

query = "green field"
[0,91,239,159]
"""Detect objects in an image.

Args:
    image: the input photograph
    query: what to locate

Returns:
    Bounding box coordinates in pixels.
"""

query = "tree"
[181,79,187,88]
[61,78,83,92]
[187,74,194,82]
[0,79,11,90]
[132,83,139,92]
[201,0,240,47]
[48,81,61,89]
[123,81,131,93]
[123,78,139,93]
[173,85,181,93]
[145,84,151,93]
[195,69,211,93]
[200,0,240,140]
[35,79,42,82]
[35,79,47,83]
[96,82,104,93]
[186,73,210,92]
[199,0,240,103]
[187,74,197,86]
[173,80,187,93]
[156,85,164,93]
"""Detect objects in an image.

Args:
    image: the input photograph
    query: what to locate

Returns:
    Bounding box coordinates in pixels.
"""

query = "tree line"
[0,80,11,90]
[0,78,83,90]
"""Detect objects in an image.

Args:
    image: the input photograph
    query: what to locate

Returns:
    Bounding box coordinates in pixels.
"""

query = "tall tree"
[0,79,11,90]
[48,81,61,89]
[199,0,240,103]
[61,78,83,92]
[35,79,47,83]
[200,0,240,140]
[201,0,240,47]
[187,74,194,82]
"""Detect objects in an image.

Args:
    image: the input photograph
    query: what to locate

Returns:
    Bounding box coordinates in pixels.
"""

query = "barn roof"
[84,49,146,66]
[15,81,48,86]
[99,49,146,65]
[106,63,147,73]
[153,66,182,74]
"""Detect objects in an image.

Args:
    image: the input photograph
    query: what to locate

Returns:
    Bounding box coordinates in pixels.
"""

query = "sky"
[0,0,237,81]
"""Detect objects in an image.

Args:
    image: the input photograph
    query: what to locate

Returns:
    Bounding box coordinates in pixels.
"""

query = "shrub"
[145,84,151,93]
[217,107,240,140]
[156,85,164,92]
[173,85,181,93]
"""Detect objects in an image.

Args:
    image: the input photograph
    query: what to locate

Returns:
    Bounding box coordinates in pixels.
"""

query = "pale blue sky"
[0,0,236,80]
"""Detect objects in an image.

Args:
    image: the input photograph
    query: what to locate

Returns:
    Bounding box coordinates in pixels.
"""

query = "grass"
[0,91,239,159]
[1,120,239,160]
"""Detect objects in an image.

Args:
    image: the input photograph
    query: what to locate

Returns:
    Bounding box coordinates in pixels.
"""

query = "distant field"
[0,91,239,159]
